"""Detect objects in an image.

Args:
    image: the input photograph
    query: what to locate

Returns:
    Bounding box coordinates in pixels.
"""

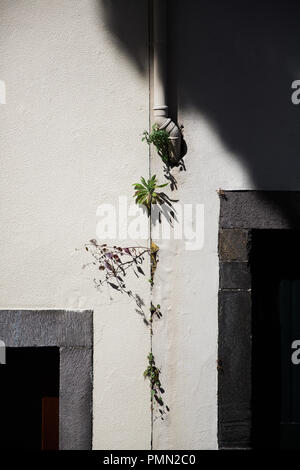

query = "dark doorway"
[0,347,59,450]
[251,230,300,449]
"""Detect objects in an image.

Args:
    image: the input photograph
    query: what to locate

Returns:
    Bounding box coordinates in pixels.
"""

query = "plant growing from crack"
[142,124,172,166]
[150,302,162,329]
[85,240,148,289]
[83,125,179,437]
[84,239,167,419]
[144,352,169,421]
[132,175,168,215]
[84,239,160,305]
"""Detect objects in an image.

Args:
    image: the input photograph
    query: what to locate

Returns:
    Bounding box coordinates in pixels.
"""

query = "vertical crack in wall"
[148,0,154,451]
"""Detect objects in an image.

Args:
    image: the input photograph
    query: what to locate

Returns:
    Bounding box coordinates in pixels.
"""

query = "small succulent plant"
[132,175,168,214]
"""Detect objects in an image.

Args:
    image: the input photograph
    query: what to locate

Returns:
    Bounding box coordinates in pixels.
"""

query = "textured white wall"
[1,0,286,451]
[0,0,150,449]
[150,0,300,449]
[151,109,250,450]
[149,0,259,449]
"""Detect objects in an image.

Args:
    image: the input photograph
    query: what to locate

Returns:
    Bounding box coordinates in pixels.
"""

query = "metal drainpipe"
[153,0,181,163]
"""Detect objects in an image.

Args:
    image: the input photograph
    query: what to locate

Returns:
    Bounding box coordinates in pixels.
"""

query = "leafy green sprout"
[144,352,170,419]
[132,175,168,214]
[142,124,172,165]
[144,353,163,405]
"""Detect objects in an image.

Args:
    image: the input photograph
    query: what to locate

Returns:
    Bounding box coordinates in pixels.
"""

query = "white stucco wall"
[0,0,150,450]
[151,111,250,450]
[0,0,251,451]
[1,0,294,451]
[150,0,300,449]
[149,3,262,448]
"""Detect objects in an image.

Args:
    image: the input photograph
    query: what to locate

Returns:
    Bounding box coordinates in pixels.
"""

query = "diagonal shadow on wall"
[99,0,300,227]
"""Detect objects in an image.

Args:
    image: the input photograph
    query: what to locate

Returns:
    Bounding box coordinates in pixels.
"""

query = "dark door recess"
[0,347,59,450]
[251,230,300,449]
